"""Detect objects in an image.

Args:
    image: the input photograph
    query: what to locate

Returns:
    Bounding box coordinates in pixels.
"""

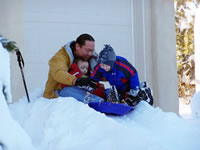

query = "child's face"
[77,61,89,75]
[100,63,111,72]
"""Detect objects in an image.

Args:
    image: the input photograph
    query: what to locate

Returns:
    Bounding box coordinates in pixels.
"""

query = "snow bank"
[191,92,200,118]
[0,43,35,150]
[9,88,200,150]
[0,42,12,103]
[0,92,35,150]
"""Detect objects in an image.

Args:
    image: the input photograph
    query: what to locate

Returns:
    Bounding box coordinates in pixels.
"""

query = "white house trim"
[132,0,147,81]
[130,0,135,66]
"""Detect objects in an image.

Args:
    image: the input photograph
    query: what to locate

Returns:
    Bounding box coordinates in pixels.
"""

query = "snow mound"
[191,92,200,118]
[0,43,12,103]
[9,88,200,150]
[0,43,35,150]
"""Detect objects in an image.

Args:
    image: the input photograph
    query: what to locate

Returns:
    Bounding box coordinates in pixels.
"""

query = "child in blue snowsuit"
[91,45,153,106]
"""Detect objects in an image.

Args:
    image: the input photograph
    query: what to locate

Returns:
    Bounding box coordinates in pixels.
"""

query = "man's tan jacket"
[43,42,76,99]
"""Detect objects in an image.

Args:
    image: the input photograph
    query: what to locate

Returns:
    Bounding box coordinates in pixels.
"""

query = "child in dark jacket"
[90,45,153,106]
[61,57,106,99]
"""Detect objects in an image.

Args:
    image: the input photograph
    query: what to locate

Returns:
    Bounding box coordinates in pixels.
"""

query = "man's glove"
[75,78,97,91]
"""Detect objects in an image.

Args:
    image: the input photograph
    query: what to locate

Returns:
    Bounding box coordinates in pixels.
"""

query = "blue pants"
[58,86,104,104]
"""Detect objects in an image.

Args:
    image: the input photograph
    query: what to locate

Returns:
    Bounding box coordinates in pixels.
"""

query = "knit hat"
[98,45,116,69]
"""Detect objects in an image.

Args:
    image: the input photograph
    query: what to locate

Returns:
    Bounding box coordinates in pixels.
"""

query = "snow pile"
[0,43,35,150]
[191,92,200,118]
[8,88,200,150]
[0,42,12,103]
[0,92,35,150]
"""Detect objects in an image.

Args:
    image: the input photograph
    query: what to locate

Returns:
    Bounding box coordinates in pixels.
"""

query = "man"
[43,34,103,103]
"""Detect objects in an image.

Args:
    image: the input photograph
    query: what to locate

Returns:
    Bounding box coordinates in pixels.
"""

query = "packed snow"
[1,40,200,150]
[0,42,35,150]
[7,89,200,150]
[0,39,12,103]
[191,92,200,119]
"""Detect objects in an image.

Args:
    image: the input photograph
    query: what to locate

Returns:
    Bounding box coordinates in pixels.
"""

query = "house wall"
[23,0,134,95]
[150,0,179,113]
[132,0,178,113]
[1,0,179,113]
[0,0,24,102]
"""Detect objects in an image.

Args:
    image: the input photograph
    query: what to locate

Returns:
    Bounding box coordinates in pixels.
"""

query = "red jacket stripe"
[116,61,135,76]
[91,63,101,77]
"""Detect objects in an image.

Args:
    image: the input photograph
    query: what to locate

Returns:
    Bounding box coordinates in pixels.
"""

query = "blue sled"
[88,102,134,115]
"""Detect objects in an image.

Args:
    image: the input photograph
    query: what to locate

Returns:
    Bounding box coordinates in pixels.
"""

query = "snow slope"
[0,41,12,103]
[191,92,200,118]
[0,42,35,150]
[8,88,200,150]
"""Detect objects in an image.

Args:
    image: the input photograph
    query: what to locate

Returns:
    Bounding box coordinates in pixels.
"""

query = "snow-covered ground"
[7,89,200,150]
[179,99,193,119]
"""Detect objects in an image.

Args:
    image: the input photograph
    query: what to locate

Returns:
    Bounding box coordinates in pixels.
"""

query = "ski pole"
[16,49,30,103]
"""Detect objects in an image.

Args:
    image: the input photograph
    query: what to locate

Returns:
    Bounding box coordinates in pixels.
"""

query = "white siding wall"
[24,0,134,92]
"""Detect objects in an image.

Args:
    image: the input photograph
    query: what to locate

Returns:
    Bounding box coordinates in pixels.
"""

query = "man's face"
[75,40,95,60]
[77,61,89,75]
